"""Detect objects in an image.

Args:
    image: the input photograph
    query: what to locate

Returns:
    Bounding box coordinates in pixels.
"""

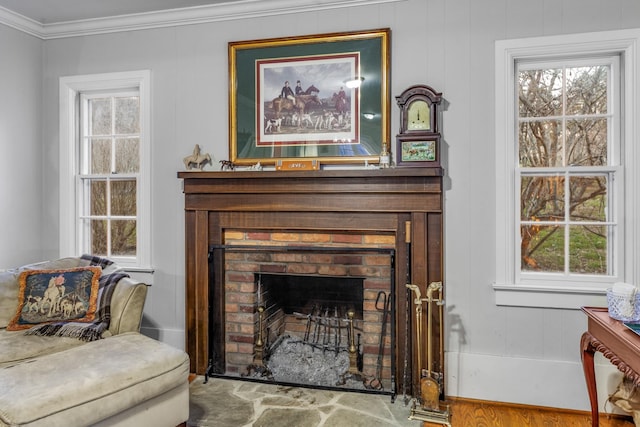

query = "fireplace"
[207,242,396,394]
[179,169,444,399]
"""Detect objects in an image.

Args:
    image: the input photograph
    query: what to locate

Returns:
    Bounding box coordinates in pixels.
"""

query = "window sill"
[493,283,608,309]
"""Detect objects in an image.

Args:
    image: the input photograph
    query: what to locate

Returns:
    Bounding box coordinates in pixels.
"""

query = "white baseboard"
[446,351,625,413]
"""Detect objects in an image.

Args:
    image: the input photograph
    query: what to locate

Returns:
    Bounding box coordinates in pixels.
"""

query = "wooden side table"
[581,306,640,427]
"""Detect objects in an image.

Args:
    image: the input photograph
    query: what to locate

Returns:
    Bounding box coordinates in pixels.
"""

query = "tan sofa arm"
[107,277,149,336]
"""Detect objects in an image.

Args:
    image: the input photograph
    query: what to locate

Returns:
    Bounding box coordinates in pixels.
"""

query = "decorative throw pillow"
[25,271,130,341]
[7,266,101,331]
[1,258,83,329]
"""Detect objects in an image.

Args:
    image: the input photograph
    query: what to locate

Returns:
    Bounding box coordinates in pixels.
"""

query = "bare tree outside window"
[81,94,139,258]
[518,65,611,275]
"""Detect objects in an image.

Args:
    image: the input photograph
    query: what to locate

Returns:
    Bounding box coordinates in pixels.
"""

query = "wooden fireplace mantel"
[178,168,443,211]
[178,168,444,395]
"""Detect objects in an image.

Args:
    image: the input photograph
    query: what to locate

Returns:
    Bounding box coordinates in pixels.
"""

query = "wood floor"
[422,397,635,427]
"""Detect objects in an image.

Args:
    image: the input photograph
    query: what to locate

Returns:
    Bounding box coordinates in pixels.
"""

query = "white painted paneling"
[540,308,565,360]
[541,0,562,35]
[561,306,590,358]
[0,25,43,267]
[505,307,545,358]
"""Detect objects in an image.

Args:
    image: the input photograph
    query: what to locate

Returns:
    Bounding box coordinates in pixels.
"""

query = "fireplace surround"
[178,168,444,398]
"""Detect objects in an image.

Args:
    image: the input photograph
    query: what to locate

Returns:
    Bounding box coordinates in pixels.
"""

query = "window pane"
[115,138,139,173]
[569,225,607,274]
[566,118,607,166]
[90,219,108,255]
[569,176,607,222]
[566,66,608,115]
[90,138,112,174]
[521,175,565,221]
[518,69,563,117]
[111,180,136,216]
[519,120,563,167]
[90,180,107,216]
[111,220,136,256]
[89,98,112,136]
[521,225,564,272]
[115,96,140,134]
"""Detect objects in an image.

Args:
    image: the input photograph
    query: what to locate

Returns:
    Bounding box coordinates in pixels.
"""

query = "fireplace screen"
[207,245,396,397]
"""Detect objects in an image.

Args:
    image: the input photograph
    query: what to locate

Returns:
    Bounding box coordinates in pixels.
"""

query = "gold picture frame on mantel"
[229,28,390,166]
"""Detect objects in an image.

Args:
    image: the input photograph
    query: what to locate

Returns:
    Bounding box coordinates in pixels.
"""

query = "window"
[494,31,640,308]
[518,58,621,277]
[79,91,140,258]
[60,71,151,269]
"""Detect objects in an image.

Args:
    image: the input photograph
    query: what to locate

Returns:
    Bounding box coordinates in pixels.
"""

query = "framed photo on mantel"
[228,28,391,166]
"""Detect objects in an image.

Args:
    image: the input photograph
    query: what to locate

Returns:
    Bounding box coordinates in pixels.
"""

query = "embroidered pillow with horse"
[7,266,101,331]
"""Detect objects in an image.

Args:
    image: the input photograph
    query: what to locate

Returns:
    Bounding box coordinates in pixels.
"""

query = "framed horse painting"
[228,28,390,166]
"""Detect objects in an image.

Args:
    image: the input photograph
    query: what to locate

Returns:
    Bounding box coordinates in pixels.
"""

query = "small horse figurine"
[219,160,235,171]
[183,144,212,170]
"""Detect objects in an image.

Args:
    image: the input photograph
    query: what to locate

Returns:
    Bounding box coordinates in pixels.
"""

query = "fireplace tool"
[334,307,372,388]
[406,282,451,426]
[242,304,274,379]
[402,221,412,406]
[245,274,272,377]
[370,291,391,390]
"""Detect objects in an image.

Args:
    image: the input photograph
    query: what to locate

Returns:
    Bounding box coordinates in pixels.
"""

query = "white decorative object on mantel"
[183,144,212,170]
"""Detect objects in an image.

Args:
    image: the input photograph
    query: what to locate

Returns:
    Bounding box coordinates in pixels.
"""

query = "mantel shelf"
[178,167,444,180]
[178,167,443,213]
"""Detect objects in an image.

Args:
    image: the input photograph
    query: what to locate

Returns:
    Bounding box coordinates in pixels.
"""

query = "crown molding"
[0,0,404,40]
[0,5,45,38]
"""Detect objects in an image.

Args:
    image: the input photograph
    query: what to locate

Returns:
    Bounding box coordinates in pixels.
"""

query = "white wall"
[0,25,43,266]
[7,0,640,412]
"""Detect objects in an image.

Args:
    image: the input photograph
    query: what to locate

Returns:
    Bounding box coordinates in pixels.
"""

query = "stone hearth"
[187,376,418,427]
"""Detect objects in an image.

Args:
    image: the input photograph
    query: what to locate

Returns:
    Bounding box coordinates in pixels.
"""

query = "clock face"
[407,100,430,131]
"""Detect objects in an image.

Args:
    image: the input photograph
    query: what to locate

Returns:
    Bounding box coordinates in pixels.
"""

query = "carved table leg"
[581,332,599,427]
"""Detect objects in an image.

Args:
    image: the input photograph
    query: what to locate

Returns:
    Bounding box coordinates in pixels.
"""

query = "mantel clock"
[396,85,442,167]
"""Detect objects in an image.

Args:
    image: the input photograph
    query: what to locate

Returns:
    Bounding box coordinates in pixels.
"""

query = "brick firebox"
[179,168,444,398]
[217,230,396,390]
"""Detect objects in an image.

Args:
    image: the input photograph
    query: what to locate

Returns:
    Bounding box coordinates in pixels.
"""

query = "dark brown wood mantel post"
[178,168,445,396]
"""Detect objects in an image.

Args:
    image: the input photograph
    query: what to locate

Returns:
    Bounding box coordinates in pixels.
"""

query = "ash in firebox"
[257,336,367,390]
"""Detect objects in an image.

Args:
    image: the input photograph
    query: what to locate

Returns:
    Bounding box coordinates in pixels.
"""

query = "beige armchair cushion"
[107,276,149,335]
[0,270,20,329]
[0,333,189,427]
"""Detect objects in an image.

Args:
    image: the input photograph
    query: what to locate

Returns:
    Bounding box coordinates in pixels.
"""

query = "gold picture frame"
[229,28,390,166]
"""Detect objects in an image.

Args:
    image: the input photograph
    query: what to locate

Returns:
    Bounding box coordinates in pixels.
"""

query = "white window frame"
[59,70,151,269]
[494,30,640,308]
[516,56,622,282]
